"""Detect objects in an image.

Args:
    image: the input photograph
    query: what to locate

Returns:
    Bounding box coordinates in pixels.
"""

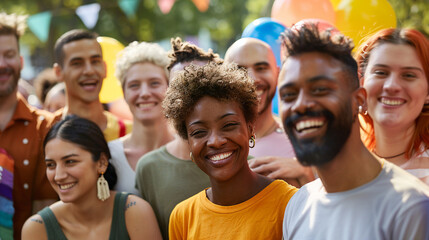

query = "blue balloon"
[242,18,286,115]
[242,18,286,67]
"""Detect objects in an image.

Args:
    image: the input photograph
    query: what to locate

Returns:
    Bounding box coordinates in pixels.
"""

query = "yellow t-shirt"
[169,180,297,240]
[103,111,132,142]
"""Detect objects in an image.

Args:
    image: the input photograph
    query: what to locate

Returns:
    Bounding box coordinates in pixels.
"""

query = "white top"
[402,148,429,185]
[108,138,140,196]
[283,161,429,240]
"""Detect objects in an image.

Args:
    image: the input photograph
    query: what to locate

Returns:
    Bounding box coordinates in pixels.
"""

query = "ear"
[102,61,107,79]
[425,93,429,105]
[53,63,64,81]
[20,55,24,70]
[354,87,368,113]
[247,122,255,137]
[97,153,109,174]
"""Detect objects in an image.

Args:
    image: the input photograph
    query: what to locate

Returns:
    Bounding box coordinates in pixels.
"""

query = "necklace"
[373,151,406,159]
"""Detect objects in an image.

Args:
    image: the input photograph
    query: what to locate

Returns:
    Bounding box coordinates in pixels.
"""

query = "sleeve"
[168,205,183,240]
[393,199,429,240]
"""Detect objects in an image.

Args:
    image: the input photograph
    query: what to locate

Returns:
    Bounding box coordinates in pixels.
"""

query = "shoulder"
[124,194,155,217]
[22,214,48,240]
[136,147,166,169]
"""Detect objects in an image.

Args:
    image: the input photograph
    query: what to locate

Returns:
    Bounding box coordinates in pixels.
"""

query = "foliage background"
[1,0,428,76]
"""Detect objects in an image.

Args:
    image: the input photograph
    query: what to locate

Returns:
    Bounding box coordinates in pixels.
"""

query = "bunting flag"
[158,0,176,14]
[27,11,52,42]
[191,0,210,12]
[76,3,101,29]
[119,0,140,18]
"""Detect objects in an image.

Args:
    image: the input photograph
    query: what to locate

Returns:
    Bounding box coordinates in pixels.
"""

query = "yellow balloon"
[330,0,341,9]
[97,36,124,103]
[334,0,396,48]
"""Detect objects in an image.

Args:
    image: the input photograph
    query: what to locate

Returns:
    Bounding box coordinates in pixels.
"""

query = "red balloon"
[271,0,335,27]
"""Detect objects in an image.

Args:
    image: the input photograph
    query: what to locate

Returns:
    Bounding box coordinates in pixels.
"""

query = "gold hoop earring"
[190,152,195,162]
[97,172,110,201]
[249,135,256,148]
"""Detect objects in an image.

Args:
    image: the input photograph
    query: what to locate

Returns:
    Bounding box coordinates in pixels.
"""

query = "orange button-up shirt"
[0,94,58,239]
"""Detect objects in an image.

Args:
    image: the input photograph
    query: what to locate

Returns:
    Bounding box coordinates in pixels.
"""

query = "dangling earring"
[249,135,256,148]
[190,152,195,162]
[358,105,367,116]
[97,172,110,201]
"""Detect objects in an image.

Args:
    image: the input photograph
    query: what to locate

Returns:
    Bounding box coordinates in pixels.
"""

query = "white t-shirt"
[283,161,429,240]
[108,138,140,196]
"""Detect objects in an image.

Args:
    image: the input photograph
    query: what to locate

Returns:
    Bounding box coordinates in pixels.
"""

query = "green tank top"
[38,192,130,240]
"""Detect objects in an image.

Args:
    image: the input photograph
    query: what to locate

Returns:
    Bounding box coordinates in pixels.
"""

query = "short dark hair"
[44,115,117,189]
[54,29,99,67]
[281,24,359,90]
[167,37,223,71]
[163,62,258,139]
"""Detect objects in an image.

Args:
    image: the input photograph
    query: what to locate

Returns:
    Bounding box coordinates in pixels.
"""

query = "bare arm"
[125,195,162,240]
[249,156,315,187]
[21,214,48,240]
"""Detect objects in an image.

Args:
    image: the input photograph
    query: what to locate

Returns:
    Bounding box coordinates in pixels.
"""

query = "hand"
[249,156,315,187]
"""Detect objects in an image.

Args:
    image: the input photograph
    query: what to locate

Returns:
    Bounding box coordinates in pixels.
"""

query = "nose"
[54,164,67,182]
[0,56,6,67]
[139,83,150,98]
[291,90,315,114]
[83,61,95,75]
[383,74,401,94]
[207,130,227,149]
[247,68,260,84]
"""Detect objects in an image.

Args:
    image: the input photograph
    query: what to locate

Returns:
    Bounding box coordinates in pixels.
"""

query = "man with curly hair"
[279,24,429,239]
[0,12,58,239]
[225,38,314,187]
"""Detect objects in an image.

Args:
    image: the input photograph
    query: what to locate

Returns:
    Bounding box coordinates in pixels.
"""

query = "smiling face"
[225,39,278,115]
[124,62,168,123]
[45,138,107,203]
[278,52,356,166]
[55,39,106,104]
[362,43,429,130]
[186,96,253,182]
[0,34,22,98]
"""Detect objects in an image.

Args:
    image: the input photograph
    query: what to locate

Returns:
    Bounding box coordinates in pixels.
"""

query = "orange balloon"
[271,0,335,27]
[334,0,396,48]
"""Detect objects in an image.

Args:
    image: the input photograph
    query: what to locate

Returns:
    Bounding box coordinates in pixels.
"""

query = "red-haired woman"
[356,28,429,184]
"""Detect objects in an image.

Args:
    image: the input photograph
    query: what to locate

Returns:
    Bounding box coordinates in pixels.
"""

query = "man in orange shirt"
[0,12,58,240]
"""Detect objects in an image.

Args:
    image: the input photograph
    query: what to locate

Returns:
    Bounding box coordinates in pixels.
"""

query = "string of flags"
[27,0,210,42]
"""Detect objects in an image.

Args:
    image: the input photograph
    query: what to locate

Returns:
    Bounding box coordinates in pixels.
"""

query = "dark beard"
[283,101,354,167]
[0,67,20,97]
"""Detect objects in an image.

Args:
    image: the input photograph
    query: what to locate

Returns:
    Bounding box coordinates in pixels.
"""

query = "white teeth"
[59,183,75,190]
[209,152,233,161]
[295,120,324,132]
[380,98,404,106]
[137,103,156,108]
[256,90,264,97]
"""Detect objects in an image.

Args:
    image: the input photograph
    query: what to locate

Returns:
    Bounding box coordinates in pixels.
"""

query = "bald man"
[225,38,314,187]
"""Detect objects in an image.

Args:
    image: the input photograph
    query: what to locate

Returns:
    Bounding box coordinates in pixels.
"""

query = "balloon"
[242,18,286,67]
[97,36,124,103]
[334,0,396,48]
[292,18,340,35]
[271,0,335,27]
[329,0,341,8]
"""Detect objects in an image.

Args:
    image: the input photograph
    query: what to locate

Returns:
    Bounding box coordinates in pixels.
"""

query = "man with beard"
[225,38,314,187]
[53,29,131,141]
[0,12,58,239]
[279,24,429,239]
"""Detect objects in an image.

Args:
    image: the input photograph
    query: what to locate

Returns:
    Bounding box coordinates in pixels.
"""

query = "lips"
[137,102,156,108]
[58,183,76,190]
[0,68,13,81]
[379,97,405,106]
[79,79,99,90]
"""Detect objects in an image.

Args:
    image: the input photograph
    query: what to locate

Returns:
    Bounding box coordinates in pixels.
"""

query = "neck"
[208,168,270,206]
[373,122,414,165]
[0,91,18,131]
[255,107,278,138]
[316,125,382,193]
[64,98,107,130]
[126,118,174,152]
[166,137,191,160]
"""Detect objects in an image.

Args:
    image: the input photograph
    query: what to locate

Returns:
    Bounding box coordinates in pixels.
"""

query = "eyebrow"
[279,75,336,90]
[45,153,79,162]
[372,64,424,73]
[188,112,237,127]
[254,62,270,67]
